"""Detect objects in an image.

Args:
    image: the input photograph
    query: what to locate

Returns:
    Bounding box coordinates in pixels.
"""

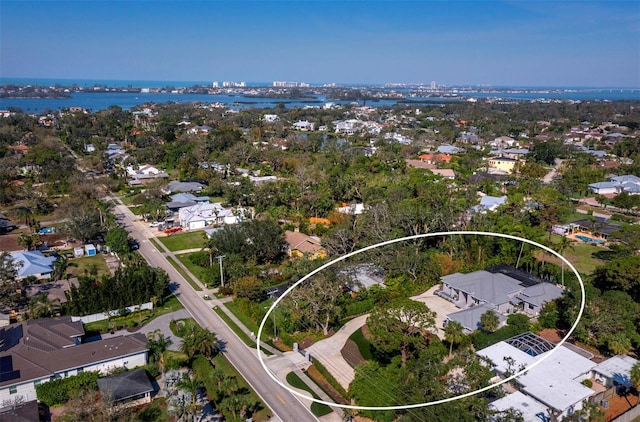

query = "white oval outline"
[257,231,585,411]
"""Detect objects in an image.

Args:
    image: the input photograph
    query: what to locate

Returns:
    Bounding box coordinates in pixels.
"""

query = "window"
[77,368,83,374]
[34,380,41,387]
[9,386,17,394]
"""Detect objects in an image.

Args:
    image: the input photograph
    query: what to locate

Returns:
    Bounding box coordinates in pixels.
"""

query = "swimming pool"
[575,235,605,244]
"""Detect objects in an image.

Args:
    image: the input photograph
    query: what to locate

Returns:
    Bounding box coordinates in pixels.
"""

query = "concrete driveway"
[411,285,459,339]
[100,309,190,351]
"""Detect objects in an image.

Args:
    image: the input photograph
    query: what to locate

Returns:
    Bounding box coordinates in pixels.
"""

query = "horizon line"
[1,77,639,91]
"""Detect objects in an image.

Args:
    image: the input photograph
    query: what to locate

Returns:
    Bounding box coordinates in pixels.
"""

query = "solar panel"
[0,355,19,382]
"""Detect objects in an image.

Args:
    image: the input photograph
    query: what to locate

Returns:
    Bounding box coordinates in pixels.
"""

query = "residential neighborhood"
[0,89,639,422]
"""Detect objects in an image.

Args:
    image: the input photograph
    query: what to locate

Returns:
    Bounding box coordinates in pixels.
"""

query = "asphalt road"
[111,201,317,422]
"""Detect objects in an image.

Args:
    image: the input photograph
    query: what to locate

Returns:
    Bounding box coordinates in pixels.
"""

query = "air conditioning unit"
[600,400,609,409]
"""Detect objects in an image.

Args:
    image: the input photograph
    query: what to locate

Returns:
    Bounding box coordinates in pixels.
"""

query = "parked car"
[164,227,183,234]
[149,221,163,227]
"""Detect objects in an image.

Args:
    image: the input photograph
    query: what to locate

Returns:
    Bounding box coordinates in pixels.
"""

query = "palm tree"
[554,235,575,287]
[444,320,465,359]
[17,233,36,251]
[177,373,204,420]
[631,362,640,395]
[180,325,222,361]
[221,394,252,420]
[146,329,173,375]
[480,310,500,333]
[28,293,60,319]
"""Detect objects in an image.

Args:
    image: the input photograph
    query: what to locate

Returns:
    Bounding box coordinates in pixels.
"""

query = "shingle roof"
[97,368,154,402]
[285,230,324,254]
[0,317,147,387]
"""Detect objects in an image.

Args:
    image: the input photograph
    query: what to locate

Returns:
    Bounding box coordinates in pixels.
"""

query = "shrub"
[36,371,99,406]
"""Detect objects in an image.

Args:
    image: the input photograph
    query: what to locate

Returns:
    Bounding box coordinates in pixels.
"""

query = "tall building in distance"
[222,81,246,87]
[430,80,437,90]
[273,81,309,87]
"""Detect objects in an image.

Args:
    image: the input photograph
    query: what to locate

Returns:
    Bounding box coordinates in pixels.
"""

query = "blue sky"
[1,1,639,87]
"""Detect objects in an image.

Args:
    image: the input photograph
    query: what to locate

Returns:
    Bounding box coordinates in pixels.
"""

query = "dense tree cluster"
[64,265,170,316]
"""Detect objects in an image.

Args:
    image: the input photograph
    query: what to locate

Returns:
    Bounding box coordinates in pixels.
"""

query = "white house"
[178,202,240,230]
[337,203,367,215]
[126,164,162,177]
[477,333,596,420]
[263,114,279,123]
[0,317,148,409]
[588,174,640,196]
[293,120,314,131]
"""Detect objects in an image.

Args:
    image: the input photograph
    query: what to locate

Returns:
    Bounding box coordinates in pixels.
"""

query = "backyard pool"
[575,235,605,245]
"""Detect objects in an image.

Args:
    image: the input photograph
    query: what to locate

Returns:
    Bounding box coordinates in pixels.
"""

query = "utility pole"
[216,255,225,288]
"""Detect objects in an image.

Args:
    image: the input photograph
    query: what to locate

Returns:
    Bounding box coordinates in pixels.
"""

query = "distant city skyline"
[1,1,639,88]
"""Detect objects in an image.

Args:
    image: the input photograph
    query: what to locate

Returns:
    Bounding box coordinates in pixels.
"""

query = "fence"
[71,302,153,324]
[612,405,640,422]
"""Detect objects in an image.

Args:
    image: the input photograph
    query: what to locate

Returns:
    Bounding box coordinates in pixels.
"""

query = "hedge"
[36,371,99,406]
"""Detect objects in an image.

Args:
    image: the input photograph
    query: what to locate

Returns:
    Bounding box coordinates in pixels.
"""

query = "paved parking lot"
[411,285,460,339]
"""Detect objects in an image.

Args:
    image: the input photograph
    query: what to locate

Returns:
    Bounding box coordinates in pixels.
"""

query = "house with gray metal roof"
[440,268,563,332]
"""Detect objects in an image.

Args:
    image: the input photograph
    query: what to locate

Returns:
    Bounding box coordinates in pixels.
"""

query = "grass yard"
[166,256,202,291]
[84,294,183,333]
[285,372,333,417]
[348,327,372,360]
[67,254,110,277]
[148,237,164,251]
[159,231,205,252]
[175,253,216,287]
[223,300,262,335]
[539,235,605,275]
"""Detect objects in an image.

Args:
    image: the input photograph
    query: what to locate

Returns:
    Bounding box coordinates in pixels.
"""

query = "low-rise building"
[0,317,148,408]
[284,230,326,260]
[178,202,241,230]
[10,251,56,280]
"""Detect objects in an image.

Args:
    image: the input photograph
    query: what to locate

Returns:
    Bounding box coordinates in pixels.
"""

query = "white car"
[149,221,163,227]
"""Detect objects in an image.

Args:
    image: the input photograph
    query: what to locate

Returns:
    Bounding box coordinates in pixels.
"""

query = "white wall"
[0,350,148,411]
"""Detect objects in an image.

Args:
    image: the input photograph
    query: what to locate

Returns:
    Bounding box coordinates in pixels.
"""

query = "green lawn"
[158,231,205,251]
[84,294,183,333]
[166,256,202,291]
[285,372,333,417]
[540,235,605,275]
[348,327,372,360]
[223,300,263,335]
[175,253,216,287]
[67,254,110,277]
[148,237,164,251]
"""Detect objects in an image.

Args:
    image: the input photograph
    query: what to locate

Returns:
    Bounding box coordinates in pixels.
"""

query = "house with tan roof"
[284,230,326,260]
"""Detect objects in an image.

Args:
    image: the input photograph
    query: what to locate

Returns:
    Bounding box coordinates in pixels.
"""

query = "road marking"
[276,393,286,404]
[250,364,257,373]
